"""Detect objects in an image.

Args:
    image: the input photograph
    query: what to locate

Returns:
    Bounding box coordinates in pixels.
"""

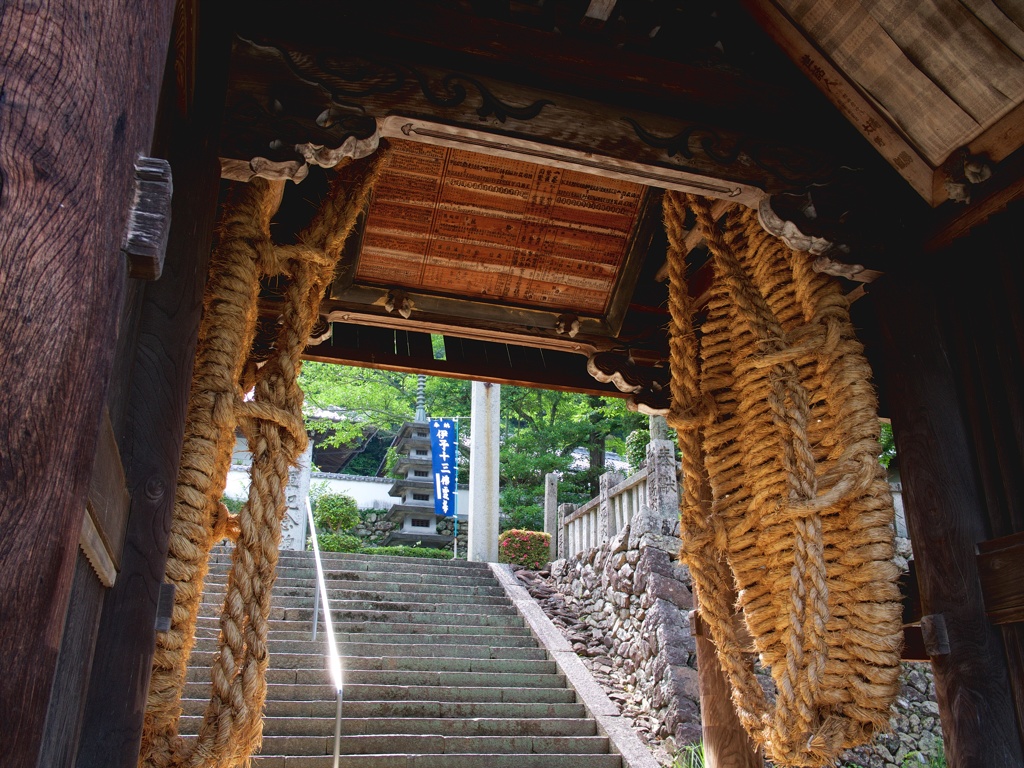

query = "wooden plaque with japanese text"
[355,139,645,315]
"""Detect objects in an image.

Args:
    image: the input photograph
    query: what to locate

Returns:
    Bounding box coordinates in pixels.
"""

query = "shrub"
[361,545,452,560]
[220,496,245,514]
[318,532,362,553]
[498,529,551,569]
[314,493,359,532]
[625,428,650,474]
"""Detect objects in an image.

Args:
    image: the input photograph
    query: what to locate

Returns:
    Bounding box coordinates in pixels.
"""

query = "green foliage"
[498,529,551,569]
[220,496,245,514]
[383,446,401,478]
[879,421,897,470]
[672,742,704,768]
[314,493,359,533]
[298,361,645,525]
[361,545,452,560]
[500,492,545,533]
[901,751,946,768]
[318,532,362,553]
[496,387,645,531]
[625,428,650,474]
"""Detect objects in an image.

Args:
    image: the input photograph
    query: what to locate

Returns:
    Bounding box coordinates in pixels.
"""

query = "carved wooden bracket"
[587,351,670,415]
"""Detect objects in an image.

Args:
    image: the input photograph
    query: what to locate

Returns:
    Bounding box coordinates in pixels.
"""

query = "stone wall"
[546,521,946,767]
[542,429,943,767]
[348,510,396,546]
[548,513,702,754]
[436,515,468,555]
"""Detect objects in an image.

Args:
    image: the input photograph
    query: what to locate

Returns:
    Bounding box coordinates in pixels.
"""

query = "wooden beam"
[220,30,844,198]
[0,1,175,764]
[304,328,630,399]
[81,407,131,579]
[237,0,823,139]
[76,2,232,765]
[687,599,763,764]
[873,269,1024,767]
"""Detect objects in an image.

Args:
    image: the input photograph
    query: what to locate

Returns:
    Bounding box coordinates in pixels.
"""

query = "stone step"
[192,622,540,647]
[268,608,524,628]
[344,670,566,689]
[183,682,578,704]
[179,715,596,737]
[189,634,547,659]
[205,566,500,589]
[197,598,520,622]
[245,753,621,768]
[241,734,610,757]
[188,553,623,768]
[286,619,530,638]
[185,643,552,671]
[186,651,554,677]
[202,584,513,608]
[186,665,327,685]
[209,550,491,572]
[180,698,589,720]
[202,575,506,598]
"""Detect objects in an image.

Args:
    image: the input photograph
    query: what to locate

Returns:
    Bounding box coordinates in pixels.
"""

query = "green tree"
[298,362,471,472]
[298,361,644,530]
[495,387,644,532]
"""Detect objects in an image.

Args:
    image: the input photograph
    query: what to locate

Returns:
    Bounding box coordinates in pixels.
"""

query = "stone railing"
[559,471,653,559]
[552,438,680,560]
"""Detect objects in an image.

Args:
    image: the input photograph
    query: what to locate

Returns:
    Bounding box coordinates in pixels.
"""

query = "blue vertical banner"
[430,418,458,517]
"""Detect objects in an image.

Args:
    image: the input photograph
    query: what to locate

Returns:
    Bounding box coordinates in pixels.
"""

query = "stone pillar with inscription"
[280,441,312,550]
[544,472,559,562]
[468,381,501,562]
[629,438,681,554]
[598,471,624,543]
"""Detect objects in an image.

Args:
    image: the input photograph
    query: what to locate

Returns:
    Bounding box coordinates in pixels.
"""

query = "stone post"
[557,503,574,559]
[544,472,559,563]
[468,381,500,562]
[649,413,669,441]
[646,438,680,535]
[598,470,624,545]
[281,441,312,550]
[629,438,681,553]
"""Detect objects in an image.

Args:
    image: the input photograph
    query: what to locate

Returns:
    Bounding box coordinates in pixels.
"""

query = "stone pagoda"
[381,376,452,548]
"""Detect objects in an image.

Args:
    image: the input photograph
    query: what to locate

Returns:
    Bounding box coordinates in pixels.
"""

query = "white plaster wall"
[225,466,466,513]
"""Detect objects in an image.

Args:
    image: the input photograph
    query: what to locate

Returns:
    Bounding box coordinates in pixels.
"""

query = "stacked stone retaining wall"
[545,511,945,768]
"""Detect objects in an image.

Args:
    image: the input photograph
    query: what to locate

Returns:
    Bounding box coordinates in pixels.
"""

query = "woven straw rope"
[663,192,902,766]
[140,154,385,768]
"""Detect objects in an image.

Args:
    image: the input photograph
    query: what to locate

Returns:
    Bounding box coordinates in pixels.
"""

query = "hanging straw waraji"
[663,191,902,767]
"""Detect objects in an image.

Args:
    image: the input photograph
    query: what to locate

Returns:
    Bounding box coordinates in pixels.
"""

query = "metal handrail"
[306,497,344,768]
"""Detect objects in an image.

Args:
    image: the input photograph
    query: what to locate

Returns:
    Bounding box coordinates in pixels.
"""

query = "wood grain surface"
[76,1,232,764]
[873,256,1024,767]
[0,1,174,764]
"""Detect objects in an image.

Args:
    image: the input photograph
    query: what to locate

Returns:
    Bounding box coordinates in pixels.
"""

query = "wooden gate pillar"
[872,240,1024,767]
[76,2,233,766]
[0,2,175,765]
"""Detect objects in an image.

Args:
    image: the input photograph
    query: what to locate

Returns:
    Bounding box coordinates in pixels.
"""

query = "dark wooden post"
[873,261,1024,767]
[76,3,233,766]
[0,2,175,766]
[693,604,764,768]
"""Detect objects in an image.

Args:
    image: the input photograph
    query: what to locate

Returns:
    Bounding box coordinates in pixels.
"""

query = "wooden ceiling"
[218,0,1021,407]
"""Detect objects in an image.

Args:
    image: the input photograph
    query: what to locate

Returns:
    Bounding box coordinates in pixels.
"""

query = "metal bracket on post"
[920,613,951,657]
[155,583,176,633]
[122,156,173,280]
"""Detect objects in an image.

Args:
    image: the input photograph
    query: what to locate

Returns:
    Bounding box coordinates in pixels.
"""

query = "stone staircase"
[181,548,625,767]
